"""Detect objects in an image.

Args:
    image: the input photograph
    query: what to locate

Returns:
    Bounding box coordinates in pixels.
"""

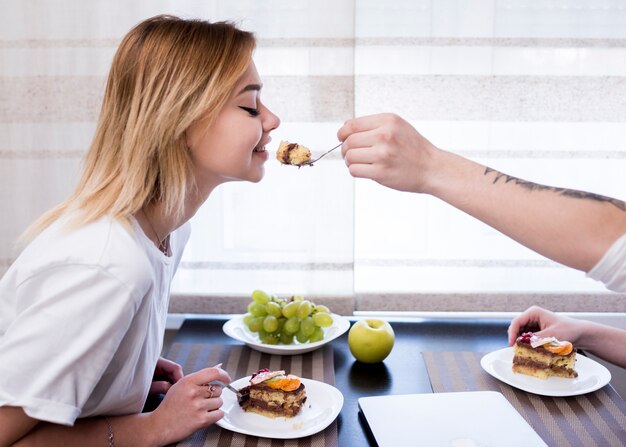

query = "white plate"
[216,376,343,439]
[222,314,350,355]
[480,346,611,397]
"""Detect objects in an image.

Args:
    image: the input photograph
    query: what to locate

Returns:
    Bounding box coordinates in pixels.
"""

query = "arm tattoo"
[483,167,626,211]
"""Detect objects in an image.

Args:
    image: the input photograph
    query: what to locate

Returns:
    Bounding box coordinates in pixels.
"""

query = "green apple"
[348,319,395,363]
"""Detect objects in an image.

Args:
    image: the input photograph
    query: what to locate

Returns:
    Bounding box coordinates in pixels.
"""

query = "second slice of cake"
[512,332,577,379]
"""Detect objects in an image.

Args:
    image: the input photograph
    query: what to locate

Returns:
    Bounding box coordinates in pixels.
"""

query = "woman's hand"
[338,113,439,193]
[507,306,587,347]
[150,357,184,396]
[149,365,231,445]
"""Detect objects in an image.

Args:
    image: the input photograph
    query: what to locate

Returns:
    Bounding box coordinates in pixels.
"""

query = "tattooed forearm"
[483,167,626,211]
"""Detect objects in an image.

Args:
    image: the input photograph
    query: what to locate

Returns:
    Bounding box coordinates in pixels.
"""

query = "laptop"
[358,391,547,447]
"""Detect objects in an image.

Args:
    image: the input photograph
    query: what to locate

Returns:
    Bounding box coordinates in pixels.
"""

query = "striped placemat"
[164,343,337,447]
[422,351,626,447]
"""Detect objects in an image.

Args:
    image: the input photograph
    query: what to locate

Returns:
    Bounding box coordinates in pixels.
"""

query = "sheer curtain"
[353,0,626,311]
[2,1,626,314]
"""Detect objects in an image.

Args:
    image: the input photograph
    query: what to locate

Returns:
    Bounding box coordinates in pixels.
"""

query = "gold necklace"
[142,208,169,256]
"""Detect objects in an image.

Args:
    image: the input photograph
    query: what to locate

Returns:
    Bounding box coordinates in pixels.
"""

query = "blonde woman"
[0,15,280,446]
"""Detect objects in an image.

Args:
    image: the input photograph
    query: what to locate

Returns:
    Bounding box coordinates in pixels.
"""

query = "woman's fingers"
[202,384,223,400]
[189,366,231,387]
[203,409,225,425]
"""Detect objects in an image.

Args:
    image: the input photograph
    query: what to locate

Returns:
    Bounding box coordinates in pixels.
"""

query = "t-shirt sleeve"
[0,264,142,425]
[587,232,626,293]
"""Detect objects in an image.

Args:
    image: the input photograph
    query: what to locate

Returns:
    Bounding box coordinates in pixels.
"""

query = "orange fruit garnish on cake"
[544,341,573,355]
[266,375,301,391]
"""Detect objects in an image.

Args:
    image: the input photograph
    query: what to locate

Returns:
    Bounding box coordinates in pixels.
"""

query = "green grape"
[314,304,330,314]
[284,316,300,334]
[266,301,282,318]
[296,300,313,319]
[300,316,315,337]
[260,331,279,345]
[310,327,324,343]
[263,315,279,332]
[282,300,299,319]
[295,329,309,344]
[245,292,335,345]
[279,331,294,345]
[248,316,264,333]
[247,302,267,317]
[312,312,333,328]
[277,317,285,333]
[251,289,270,304]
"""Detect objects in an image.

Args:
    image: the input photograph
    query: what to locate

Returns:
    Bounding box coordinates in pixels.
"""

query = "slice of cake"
[238,369,307,418]
[276,140,312,166]
[512,332,577,379]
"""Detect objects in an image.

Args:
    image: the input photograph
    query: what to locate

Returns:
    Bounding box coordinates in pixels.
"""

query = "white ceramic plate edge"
[480,346,611,397]
[222,314,350,355]
[216,376,343,439]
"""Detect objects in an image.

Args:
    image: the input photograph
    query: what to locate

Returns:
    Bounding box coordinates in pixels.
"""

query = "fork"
[302,142,342,166]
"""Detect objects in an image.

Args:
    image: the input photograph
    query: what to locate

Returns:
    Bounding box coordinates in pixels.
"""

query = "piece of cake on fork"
[276,140,312,166]
[512,332,577,379]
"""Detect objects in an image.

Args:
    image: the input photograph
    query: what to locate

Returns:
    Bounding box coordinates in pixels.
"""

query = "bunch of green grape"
[242,290,334,345]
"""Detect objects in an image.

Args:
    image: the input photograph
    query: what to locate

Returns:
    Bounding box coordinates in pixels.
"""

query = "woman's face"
[186,61,280,189]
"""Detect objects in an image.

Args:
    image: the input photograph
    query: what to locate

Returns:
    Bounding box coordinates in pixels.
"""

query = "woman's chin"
[246,165,265,183]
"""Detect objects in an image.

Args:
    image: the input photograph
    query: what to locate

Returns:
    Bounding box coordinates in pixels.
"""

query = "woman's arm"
[3,366,230,447]
[339,114,626,271]
[11,412,158,447]
[0,406,38,446]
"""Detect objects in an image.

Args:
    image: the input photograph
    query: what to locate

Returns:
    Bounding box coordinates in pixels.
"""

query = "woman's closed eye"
[239,106,260,117]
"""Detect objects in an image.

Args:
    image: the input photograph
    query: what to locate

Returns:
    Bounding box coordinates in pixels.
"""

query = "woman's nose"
[263,105,280,132]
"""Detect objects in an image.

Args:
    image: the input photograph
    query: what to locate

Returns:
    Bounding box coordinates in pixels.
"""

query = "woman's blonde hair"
[21,15,255,242]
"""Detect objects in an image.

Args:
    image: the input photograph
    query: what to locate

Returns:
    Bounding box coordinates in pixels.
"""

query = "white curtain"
[2,0,626,312]
[353,0,626,300]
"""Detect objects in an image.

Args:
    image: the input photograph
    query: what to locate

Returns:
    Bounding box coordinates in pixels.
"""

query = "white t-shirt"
[587,232,626,293]
[0,214,190,425]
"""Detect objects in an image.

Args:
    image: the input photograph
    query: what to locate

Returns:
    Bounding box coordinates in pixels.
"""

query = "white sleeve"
[0,264,142,425]
[587,232,626,293]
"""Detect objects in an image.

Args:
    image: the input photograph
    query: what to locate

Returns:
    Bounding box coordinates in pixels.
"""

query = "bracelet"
[104,417,115,447]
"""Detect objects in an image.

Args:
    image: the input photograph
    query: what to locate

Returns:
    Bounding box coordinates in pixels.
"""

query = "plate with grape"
[223,290,350,355]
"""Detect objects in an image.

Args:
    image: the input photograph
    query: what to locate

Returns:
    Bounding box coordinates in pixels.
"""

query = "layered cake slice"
[512,332,577,379]
[238,369,307,418]
[276,140,312,166]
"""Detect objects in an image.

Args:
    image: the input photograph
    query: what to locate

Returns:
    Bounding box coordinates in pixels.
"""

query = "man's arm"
[339,113,626,271]
[428,149,626,271]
